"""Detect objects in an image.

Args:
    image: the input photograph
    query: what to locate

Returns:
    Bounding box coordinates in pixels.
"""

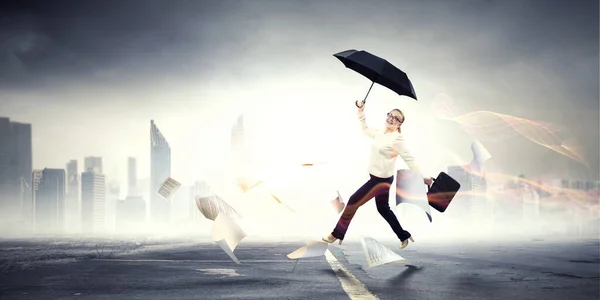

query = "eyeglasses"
[387,112,402,123]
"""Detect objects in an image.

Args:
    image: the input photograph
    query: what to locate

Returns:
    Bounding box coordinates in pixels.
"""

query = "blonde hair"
[391,108,405,133]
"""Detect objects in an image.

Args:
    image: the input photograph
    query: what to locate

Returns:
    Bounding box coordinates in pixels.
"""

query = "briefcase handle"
[427,176,436,192]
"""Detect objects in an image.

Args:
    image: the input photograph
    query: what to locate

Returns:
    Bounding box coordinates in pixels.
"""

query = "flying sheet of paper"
[215,239,241,264]
[270,194,297,213]
[396,170,432,222]
[156,177,182,200]
[360,237,407,268]
[300,161,328,167]
[330,190,345,214]
[212,213,246,264]
[196,195,240,221]
[236,177,263,193]
[287,241,329,259]
[468,140,492,174]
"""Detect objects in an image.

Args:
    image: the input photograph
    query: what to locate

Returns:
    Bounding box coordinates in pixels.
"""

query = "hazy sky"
[1,0,598,197]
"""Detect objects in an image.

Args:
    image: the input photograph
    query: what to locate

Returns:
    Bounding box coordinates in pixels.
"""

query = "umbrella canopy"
[334,49,417,102]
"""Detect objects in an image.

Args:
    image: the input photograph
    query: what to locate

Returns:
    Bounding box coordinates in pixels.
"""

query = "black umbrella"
[333,49,417,103]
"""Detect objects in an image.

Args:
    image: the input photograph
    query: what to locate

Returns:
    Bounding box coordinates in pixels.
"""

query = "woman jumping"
[322,99,432,249]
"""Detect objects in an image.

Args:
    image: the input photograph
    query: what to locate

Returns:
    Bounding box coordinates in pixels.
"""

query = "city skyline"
[150,120,172,223]
[1,111,597,236]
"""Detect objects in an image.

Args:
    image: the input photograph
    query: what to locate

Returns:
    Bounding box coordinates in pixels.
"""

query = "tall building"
[231,114,247,176]
[127,157,137,196]
[520,180,541,230]
[447,166,471,191]
[150,120,171,224]
[65,160,80,232]
[171,185,195,223]
[106,181,119,232]
[446,165,472,215]
[31,170,43,228]
[0,117,32,225]
[447,165,489,224]
[569,180,597,192]
[84,157,103,174]
[33,168,66,234]
[81,169,106,234]
[117,195,146,230]
[468,173,488,220]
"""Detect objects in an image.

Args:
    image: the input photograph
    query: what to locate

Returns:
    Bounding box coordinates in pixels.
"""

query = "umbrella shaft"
[364,81,375,103]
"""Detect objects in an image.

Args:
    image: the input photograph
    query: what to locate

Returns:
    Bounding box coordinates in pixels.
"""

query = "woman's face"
[385,110,403,131]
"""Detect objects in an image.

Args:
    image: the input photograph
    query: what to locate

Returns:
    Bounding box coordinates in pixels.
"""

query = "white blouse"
[357,110,421,178]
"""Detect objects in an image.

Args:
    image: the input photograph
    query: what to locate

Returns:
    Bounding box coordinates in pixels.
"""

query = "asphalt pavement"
[0,237,598,300]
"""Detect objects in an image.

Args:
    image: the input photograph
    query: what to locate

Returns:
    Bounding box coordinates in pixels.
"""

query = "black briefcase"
[427,172,461,213]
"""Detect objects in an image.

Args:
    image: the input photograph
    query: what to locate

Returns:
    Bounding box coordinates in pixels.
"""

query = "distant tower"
[33,168,66,234]
[0,117,32,226]
[150,120,171,224]
[468,172,488,222]
[84,156,103,174]
[231,114,248,176]
[31,170,43,229]
[81,168,106,234]
[447,165,472,215]
[127,157,137,196]
[106,181,119,232]
[65,160,80,232]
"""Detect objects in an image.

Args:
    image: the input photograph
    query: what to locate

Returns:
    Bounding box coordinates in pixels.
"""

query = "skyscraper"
[117,159,146,230]
[447,166,471,191]
[33,168,66,234]
[447,165,489,225]
[106,181,119,232]
[0,117,32,225]
[116,195,146,229]
[84,157,103,174]
[0,118,11,196]
[81,169,106,234]
[171,185,193,223]
[65,160,80,232]
[150,120,171,224]
[231,114,247,175]
[447,165,472,215]
[468,172,489,222]
[127,157,137,196]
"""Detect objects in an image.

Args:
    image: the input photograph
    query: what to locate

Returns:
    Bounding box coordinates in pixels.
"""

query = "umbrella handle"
[363,81,375,103]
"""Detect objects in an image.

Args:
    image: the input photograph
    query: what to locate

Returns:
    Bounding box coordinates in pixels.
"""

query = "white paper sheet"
[156,177,182,200]
[212,213,247,264]
[287,241,329,259]
[468,140,492,174]
[270,194,297,214]
[331,190,345,214]
[215,239,241,264]
[360,237,407,268]
[236,177,263,193]
[196,195,240,221]
[395,170,432,222]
